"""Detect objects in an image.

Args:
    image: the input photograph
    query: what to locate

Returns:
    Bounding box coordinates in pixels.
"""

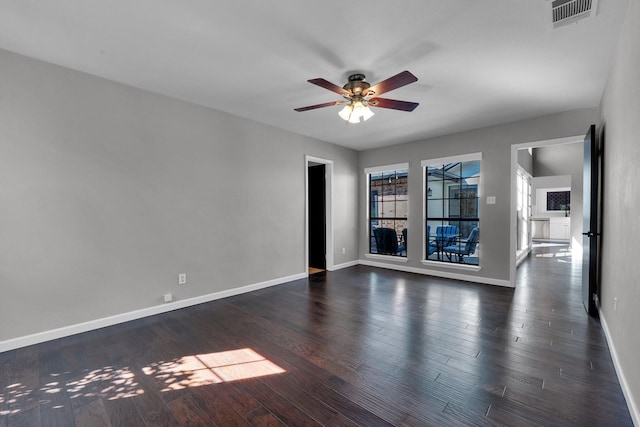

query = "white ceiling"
[0,0,629,150]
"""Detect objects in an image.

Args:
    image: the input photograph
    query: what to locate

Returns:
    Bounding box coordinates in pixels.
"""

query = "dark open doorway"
[308,164,326,273]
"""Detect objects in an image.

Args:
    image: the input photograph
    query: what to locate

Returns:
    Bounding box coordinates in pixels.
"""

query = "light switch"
[486,196,496,205]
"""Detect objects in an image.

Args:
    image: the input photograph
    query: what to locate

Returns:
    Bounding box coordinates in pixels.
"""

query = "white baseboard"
[359,259,512,288]
[329,260,359,271]
[599,309,640,426]
[0,272,307,353]
[516,248,532,267]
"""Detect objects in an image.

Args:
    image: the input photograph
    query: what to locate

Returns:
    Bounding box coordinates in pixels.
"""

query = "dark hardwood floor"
[0,242,633,426]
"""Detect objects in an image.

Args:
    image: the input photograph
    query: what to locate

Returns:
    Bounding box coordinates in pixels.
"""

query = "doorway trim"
[509,135,583,287]
[305,155,334,272]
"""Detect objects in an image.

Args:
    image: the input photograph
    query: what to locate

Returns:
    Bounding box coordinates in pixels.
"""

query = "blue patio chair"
[432,225,459,259]
[444,227,479,263]
[436,225,459,247]
[426,225,437,256]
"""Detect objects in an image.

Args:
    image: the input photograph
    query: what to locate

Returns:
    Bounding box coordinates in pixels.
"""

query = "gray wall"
[0,49,359,342]
[599,0,640,419]
[359,108,598,283]
[532,143,584,246]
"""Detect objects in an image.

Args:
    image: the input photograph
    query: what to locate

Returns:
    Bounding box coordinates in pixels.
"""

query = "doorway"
[305,156,333,274]
[510,135,584,287]
[308,164,325,273]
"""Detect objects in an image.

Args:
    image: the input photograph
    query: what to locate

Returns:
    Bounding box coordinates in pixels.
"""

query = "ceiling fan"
[294,71,419,124]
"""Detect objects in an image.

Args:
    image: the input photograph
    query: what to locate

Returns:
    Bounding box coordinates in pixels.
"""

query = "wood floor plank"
[324,412,361,427]
[187,385,251,427]
[7,406,41,427]
[259,372,339,425]
[485,404,545,427]
[102,397,146,427]
[165,394,213,427]
[305,379,397,426]
[73,399,111,427]
[244,406,286,427]
[237,379,321,427]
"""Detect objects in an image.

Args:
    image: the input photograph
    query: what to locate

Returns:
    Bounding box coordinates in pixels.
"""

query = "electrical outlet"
[614,297,618,312]
[342,247,346,254]
[164,293,173,303]
[178,273,187,285]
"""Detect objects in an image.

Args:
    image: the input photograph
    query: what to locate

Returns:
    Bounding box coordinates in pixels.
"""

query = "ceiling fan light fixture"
[338,104,353,121]
[355,102,375,122]
[339,101,374,124]
[348,112,361,124]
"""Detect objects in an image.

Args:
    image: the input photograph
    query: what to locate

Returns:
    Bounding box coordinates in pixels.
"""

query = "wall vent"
[547,0,598,29]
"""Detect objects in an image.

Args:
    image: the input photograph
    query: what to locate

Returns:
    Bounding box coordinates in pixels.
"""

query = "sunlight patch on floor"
[532,241,573,259]
[534,252,572,258]
[142,348,286,392]
[66,366,144,401]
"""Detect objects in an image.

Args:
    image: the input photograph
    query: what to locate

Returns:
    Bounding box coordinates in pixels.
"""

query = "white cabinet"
[532,219,550,239]
[550,217,571,240]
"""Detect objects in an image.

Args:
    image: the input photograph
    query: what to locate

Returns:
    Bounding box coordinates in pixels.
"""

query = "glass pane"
[396,198,408,218]
[427,182,443,200]
[461,160,481,179]
[382,170,395,182]
[427,166,444,182]
[379,201,396,218]
[445,162,462,177]
[427,198,444,217]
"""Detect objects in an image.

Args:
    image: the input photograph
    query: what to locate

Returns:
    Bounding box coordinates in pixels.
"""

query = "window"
[366,164,408,257]
[423,153,481,265]
[546,190,570,212]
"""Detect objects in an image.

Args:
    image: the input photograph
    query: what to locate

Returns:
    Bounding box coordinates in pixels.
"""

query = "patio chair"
[426,225,437,256]
[373,227,402,255]
[443,227,479,263]
[436,225,459,247]
[431,225,459,259]
[401,228,407,253]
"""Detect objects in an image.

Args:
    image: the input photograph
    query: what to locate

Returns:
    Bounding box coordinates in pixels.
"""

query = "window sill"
[365,253,409,263]
[420,259,481,272]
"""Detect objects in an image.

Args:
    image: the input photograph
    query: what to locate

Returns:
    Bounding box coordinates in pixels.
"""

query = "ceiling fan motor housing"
[343,73,371,98]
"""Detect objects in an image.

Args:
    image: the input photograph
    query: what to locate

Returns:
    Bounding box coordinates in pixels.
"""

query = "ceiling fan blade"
[294,101,342,112]
[308,78,350,96]
[370,98,419,112]
[367,71,418,96]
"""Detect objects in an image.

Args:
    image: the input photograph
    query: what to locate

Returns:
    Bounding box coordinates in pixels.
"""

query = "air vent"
[547,0,598,29]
